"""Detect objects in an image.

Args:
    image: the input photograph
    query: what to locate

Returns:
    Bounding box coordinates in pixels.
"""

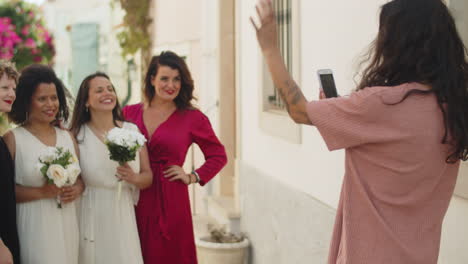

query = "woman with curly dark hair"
[252,0,468,263]
[3,64,83,264]
[123,51,227,263]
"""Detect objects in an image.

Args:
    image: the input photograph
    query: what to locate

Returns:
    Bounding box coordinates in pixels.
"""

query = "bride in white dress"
[69,73,152,264]
[3,64,83,264]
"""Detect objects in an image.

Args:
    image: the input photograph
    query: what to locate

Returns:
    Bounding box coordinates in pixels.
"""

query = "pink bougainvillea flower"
[0,3,56,69]
[44,32,52,45]
[0,18,11,33]
[3,39,13,48]
[21,25,30,36]
[0,16,21,59]
[0,17,12,26]
[0,49,14,60]
[11,34,21,44]
[24,38,36,49]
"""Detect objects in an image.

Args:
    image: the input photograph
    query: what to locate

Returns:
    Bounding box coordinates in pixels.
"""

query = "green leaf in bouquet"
[51,147,73,167]
[106,142,139,164]
[40,164,48,177]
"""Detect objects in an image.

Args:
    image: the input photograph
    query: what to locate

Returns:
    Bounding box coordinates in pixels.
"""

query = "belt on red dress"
[151,159,170,240]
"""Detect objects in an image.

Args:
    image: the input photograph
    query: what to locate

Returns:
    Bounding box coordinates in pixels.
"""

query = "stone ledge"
[206,195,241,234]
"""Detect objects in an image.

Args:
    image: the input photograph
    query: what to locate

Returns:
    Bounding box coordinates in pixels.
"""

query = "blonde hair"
[0,61,19,84]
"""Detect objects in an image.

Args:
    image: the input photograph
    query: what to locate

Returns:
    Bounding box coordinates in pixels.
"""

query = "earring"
[22,112,29,125]
[86,106,89,113]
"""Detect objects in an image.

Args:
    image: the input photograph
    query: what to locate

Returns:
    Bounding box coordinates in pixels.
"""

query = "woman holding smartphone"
[252,0,468,263]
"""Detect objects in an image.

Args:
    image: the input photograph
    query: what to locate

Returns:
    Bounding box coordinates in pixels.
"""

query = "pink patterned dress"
[307,83,460,264]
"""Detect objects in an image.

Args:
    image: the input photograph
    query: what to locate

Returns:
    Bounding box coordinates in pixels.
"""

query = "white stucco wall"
[238,0,468,263]
[151,0,223,215]
[238,0,387,210]
[63,0,468,262]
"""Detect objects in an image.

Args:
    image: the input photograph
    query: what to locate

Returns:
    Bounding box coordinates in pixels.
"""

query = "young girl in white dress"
[4,64,84,264]
[69,72,152,264]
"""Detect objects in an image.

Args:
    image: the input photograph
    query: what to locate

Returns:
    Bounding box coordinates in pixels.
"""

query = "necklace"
[88,123,115,142]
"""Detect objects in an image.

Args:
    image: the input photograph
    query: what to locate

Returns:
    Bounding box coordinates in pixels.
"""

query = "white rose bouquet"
[105,127,146,200]
[37,146,81,208]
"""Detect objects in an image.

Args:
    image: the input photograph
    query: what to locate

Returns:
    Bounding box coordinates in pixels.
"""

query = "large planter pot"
[195,236,249,264]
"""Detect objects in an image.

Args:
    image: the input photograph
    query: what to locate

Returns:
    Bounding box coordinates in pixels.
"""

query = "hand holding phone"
[317,69,338,98]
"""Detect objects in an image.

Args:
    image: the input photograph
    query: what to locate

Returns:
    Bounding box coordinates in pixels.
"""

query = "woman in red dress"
[123,51,227,263]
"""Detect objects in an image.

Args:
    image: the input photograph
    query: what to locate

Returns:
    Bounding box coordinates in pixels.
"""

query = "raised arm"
[250,0,312,125]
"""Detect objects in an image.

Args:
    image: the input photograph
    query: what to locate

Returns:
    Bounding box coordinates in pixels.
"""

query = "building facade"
[43,0,468,263]
[42,0,142,104]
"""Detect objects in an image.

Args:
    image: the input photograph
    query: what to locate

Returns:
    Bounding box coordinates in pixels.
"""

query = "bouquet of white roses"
[37,146,81,208]
[105,127,146,200]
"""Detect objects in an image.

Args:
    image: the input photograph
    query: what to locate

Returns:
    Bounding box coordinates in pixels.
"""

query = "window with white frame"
[260,0,301,144]
[267,0,292,110]
[264,0,295,111]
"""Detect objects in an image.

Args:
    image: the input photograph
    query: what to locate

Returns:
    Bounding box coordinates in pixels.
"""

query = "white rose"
[40,147,58,163]
[107,128,124,144]
[106,127,146,148]
[66,163,81,185]
[135,132,146,146]
[127,130,145,147]
[46,164,68,187]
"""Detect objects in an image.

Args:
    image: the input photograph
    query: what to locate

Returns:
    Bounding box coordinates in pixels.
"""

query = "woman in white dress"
[69,72,152,264]
[3,64,84,264]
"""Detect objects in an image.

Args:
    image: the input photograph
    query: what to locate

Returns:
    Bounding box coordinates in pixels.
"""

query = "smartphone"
[317,69,338,98]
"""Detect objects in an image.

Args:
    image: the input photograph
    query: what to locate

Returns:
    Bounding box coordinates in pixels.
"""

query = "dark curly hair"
[144,51,196,109]
[8,64,69,125]
[357,0,468,163]
[69,72,124,138]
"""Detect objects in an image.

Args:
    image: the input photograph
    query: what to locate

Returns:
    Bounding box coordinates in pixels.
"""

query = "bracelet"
[192,170,201,183]
[188,174,195,184]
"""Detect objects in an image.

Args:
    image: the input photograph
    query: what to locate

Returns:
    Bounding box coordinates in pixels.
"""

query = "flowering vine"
[0,1,55,70]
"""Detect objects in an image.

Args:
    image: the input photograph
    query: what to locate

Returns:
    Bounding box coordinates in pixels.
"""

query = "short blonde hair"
[0,61,19,84]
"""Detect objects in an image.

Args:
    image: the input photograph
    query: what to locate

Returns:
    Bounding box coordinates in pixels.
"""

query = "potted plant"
[195,225,249,264]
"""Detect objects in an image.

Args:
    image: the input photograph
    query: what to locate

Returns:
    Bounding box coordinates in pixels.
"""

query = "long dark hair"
[8,64,69,124]
[358,0,468,163]
[69,72,124,138]
[144,51,196,109]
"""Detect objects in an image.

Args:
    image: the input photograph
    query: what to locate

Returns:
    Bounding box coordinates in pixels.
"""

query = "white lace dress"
[13,126,79,264]
[77,122,143,264]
